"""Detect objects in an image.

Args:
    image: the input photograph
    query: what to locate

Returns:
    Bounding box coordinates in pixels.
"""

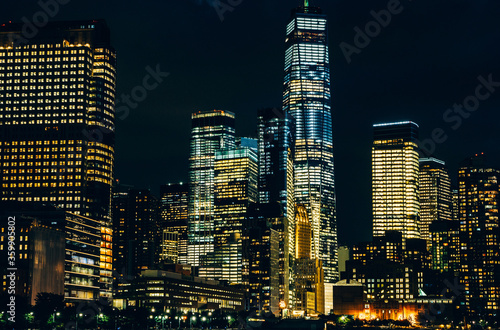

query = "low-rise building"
[114,267,244,312]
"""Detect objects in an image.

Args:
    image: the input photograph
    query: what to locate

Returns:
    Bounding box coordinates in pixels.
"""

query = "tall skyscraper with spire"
[283,1,338,283]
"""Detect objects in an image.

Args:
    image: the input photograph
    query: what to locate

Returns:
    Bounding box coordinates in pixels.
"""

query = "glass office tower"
[372,121,420,239]
[0,20,116,299]
[187,110,235,267]
[257,108,295,304]
[283,3,338,283]
[200,147,258,284]
[419,158,452,247]
[458,154,500,317]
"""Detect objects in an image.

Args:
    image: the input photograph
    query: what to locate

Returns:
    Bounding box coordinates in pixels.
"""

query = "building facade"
[115,268,245,312]
[458,154,500,317]
[283,4,338,283]
[257,107,295,306]
[159,183,189,264]
[372,122,420,239]
[419,158,452,247]
[0,20,116,299]
[429,220,460,273]
[0,205,101,304]
[199,147,258,284]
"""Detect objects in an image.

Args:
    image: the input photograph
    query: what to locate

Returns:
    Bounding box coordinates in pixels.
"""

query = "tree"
[34,292,64,330]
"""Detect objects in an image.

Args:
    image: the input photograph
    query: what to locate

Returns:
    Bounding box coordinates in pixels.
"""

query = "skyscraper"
[458,154,500,317]
[188,110,235,267]
[159,183,189,264]
[199,147,258,284]
[294,205,325,315]
[429,220,460,273]
[372,121,420,239]
[0,20,116,299]
[283,1,338,283]
[257,107,295,305]
[419,158,452,246]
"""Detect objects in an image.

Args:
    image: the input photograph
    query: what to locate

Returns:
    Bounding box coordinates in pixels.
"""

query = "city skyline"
[2,0,498,246]
[0,0,499,326]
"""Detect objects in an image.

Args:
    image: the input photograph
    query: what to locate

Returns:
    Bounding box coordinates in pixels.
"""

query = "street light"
[76,313,83,330]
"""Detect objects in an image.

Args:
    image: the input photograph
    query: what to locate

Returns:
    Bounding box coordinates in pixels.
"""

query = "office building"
[372,121,420,239]
[429,220,460,273]
[188,110,235,267]
[458,154,500,317]
[294,205,325,315]
[283,3,338,283]
[419,158,452,246]
[338,246,350,274]
[111,183,130,277]
[127,189,158,276]
[257,107,295,306]
[200,147,258,284]
[352,230,404,265]
[0,204,101,304]
[345,259,424,301]
[114,268,245,312]
[452,189,459,221]
[159,183,188,264]
[0,20,116,299]
[246,204,280,315]
[161,230,179,263]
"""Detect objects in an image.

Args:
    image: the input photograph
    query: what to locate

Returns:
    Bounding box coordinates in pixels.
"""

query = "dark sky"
[3,0,500,246]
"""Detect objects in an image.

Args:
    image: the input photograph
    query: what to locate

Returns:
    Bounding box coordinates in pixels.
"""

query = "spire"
[304,0,309,7]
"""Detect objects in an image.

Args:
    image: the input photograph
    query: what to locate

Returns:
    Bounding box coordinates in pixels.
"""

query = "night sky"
[2,0,500,246]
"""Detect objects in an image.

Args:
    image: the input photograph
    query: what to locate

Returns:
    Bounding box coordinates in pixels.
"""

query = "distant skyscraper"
[0,20,116,299]
[337,246,351,274]
[159,183,189,264]
[429,220,460,273]
[372,122,420,239]
[283,2,338,283]
[188,110,235,267]
[257,107,295,305]
[127,189,159,276]
[200,147,258,284]
[294,205,325,315]
[419,158,452,246]
[452,189,459,221]
[458,154,500,317]
[111,182,132,277]
[246,207,280,315]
